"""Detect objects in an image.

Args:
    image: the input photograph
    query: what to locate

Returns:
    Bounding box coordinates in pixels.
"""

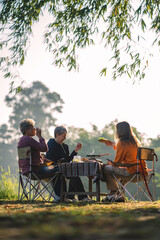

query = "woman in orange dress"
[99,121,148,202]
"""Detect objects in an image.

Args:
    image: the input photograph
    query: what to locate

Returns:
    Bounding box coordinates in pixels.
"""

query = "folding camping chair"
[18,146,59,201]
[107,147,158,202]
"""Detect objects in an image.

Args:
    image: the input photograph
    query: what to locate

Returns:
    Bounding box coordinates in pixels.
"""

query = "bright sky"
[0,13,160,139]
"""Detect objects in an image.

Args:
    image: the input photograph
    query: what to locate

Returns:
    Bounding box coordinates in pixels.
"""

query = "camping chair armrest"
[106,159,140,167]
[32,162,54,167]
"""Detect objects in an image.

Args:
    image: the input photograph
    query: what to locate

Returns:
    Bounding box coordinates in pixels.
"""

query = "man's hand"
[75,142,82,152]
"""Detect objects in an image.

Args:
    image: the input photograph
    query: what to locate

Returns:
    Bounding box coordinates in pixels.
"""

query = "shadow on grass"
[0,200,160,239]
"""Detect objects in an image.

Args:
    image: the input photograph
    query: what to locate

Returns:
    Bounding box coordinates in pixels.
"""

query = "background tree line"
[0,80,160,199]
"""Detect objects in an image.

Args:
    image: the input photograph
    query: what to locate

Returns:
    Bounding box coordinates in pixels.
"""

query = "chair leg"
[19,172,60,202]
[19,175,29,200]
[32,174,60,202]
[112,175,136,202]
[60,176,65,201]
[18,174,21,200]
[153,174,155,201]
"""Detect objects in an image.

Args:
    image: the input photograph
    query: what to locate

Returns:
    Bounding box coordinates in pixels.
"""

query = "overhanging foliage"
[0,0,160,85]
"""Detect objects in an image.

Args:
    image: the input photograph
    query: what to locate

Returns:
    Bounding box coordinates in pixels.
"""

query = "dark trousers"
[34,166,59,179]
[53,175,87,200]
[29,166,59,180]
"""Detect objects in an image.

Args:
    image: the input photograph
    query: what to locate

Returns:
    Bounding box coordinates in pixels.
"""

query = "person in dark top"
[46,126,91,202]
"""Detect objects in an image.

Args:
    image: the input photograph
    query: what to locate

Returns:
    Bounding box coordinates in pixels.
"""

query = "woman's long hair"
[115,121,140,147]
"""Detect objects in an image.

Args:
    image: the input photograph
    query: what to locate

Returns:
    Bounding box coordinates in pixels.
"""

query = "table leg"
[60,176,65,201]
[96,179,100,202]
[89,177,92,199]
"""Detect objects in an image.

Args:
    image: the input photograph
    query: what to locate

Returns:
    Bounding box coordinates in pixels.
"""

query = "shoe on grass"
[102,194,115,202]
[63,197,73,202]
[72,197,78,202]
[115,195,125,203]
[81,197,93,202]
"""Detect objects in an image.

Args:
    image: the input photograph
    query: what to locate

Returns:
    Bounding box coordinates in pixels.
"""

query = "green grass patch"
[0,201,160,239]
[0,167,18,200]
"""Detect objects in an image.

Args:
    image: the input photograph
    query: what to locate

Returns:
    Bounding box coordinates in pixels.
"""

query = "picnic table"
[59,161,101,201]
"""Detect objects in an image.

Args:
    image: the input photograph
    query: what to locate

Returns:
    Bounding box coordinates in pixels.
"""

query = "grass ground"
[0,200,160,240]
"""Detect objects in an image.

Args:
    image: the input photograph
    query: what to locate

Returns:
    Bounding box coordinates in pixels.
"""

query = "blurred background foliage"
[0,80,160,200]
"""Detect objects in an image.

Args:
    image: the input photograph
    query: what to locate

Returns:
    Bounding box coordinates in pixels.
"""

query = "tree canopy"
[0,0,160,84]
[5,81,64,139]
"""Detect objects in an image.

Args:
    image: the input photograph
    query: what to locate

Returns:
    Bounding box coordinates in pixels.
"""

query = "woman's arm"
[98,138,115,148]
[27,137,48,152]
